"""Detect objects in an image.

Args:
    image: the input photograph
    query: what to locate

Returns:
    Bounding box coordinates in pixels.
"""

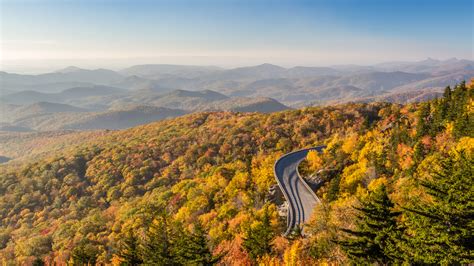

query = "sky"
[0,0,473,72]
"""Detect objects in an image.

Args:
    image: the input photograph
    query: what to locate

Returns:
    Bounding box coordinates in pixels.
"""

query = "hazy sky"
[1,0,473,72]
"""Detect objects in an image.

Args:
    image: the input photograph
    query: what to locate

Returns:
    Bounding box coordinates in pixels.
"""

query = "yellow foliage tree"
[342,133,358,154]
[283,240,302,266]
[306,150,323,172]
[257,254,281,266]
[282,240,315,266]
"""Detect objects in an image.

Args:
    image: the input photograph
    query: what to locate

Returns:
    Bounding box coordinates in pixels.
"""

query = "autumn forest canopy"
[2,0,473,264]
[0,81,472,265]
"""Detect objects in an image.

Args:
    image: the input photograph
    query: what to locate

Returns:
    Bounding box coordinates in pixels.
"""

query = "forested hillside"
[0,82,472,265]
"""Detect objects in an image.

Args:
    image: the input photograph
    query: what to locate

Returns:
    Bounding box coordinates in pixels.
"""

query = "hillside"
[110,89,289,113]
[0,81,471,264]
[0,101,385,264]
[62,106,188,130]
[0,85,126,106]
[0,123,33,132]
[0,102,88,123]
[1,89,290,131]
[16,101,88,114]
[209,97,290,113]
[9,106,187,131]
[112,89,230,110]
[0,104,21,122]
[0,130,109,162]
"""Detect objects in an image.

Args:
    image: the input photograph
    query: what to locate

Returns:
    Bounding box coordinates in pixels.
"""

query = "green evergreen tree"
[441,86,452,117]
[32,258,44,266]
[117,229,144,265]
[430,98,445,136]
[141,213,177,265]
[326,174,341,202]
[173,221,221,265]
[450,81,473,138]
[403,148,474,264]
[242,206,275,261]
[71,239,99,265]
[416,102,432,139]
[444,85,453,100]
[454,112,473,138]
[412,141,424,165]
[337,184,405,264]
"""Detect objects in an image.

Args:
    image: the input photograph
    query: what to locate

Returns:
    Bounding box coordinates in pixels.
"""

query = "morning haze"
[1,0,472,73]
[0,0,473,265]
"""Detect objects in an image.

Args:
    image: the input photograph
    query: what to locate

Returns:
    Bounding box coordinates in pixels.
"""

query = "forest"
[0,81,472,265]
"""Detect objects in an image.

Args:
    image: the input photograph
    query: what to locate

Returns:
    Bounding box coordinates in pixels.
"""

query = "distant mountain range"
[1,58,472,131]
[120,64,222,79]
[1,85,127,105]
[0,88,289,131]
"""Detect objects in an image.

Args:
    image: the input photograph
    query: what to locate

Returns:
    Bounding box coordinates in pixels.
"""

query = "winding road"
[274,146,326,235]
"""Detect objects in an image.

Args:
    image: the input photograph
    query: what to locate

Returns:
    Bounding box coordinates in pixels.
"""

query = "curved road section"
[274,146,326,235]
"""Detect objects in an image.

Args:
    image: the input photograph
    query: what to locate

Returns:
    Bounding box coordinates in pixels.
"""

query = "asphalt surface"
[274,146,326,235]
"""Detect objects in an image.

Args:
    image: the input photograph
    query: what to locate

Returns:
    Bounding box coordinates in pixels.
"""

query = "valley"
[2,0,472,264]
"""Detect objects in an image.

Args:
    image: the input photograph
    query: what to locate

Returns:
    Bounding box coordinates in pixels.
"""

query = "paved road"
[274,146,326,235]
